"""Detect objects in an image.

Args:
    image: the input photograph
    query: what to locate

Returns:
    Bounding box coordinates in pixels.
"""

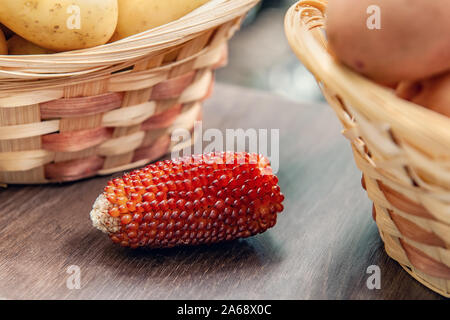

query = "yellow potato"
[8,35,55,55]
[327,0,450,84]
[0,28,7,55]
[112,0,210,41]
[0,0,119,52]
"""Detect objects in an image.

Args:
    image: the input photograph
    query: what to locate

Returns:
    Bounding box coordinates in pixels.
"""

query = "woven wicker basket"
[285,0,450,297]
[0,0,260,184]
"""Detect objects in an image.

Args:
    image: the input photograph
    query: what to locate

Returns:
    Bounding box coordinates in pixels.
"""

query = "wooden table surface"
[0,84,444,300]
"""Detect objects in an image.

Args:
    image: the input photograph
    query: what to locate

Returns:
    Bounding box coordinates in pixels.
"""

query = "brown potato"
[327,0,450,84]
[397,73,450,118]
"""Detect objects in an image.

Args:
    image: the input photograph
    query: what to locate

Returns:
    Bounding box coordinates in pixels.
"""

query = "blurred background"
[216,0,324,103]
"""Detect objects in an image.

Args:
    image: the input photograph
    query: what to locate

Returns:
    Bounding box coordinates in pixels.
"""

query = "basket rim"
[284,0,450,153]
[0,0,260,78]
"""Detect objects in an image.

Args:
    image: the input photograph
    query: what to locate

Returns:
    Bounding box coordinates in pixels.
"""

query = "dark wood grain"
[0,84,444,300]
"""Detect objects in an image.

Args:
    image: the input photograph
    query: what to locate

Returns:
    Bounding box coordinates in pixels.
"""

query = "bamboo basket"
[285,0,450,297]
[0,0,260,184]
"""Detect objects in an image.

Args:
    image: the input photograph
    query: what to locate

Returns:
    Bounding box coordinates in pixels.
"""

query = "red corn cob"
[90,152,284,249]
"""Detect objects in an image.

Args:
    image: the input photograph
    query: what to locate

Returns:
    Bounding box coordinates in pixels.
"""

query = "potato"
[8,35,55,55]
[111,0,210,41]
[0,28,7,55]
[0,24,14,40]
[397,73,450,118]
[327,0,450,84]
[0,0,118,52]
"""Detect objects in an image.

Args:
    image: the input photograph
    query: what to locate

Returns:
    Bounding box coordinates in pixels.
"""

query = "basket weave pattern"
[286,0,450,297]
[0,0,260,184]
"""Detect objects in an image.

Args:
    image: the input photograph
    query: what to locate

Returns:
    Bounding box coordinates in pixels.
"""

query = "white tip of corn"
[90,194,120,234]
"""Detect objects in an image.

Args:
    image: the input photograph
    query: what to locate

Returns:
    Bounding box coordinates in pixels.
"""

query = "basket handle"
[286,1,328,47]
[284,0,333,83]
